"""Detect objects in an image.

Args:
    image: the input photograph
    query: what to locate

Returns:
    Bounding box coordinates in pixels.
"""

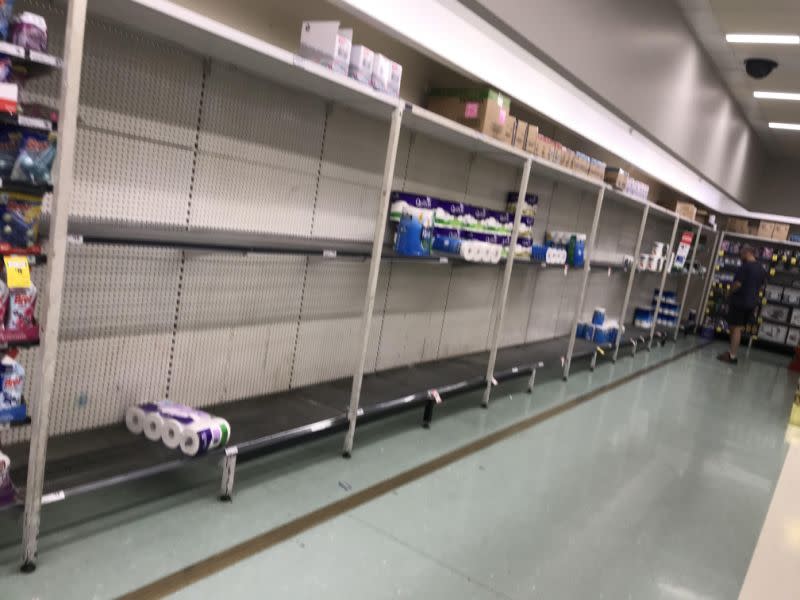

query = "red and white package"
[7,283,36,331]
[0,280,7,331]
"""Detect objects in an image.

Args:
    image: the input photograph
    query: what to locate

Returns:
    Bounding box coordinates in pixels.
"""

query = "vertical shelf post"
[613,205,649,361]
[21,0,89,573]
[696,231,724,332]
[342,105,403,457]
[674,224,702,340]
[649,216,680,350]
[481,158,532,407]
[563,186,605,380]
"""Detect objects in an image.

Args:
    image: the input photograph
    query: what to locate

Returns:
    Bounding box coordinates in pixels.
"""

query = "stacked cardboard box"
[427,88,511,142]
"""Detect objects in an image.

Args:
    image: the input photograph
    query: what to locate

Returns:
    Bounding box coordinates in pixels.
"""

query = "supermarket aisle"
[0,340,792,599]
[164,344,792,599]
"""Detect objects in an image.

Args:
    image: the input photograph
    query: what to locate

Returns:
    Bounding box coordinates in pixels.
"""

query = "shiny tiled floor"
[0,339,793,599]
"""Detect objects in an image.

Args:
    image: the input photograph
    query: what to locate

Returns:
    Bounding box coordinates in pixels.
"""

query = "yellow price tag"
[4,255,31,289]
[719,251,724,257]
[773,255,778,262]
[783,255,789,263]
[762,298,767,305]
[715,265,720,271]
[770,268,776,276]
[792,257,797,266]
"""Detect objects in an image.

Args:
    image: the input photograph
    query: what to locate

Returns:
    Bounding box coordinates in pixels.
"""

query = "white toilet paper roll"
[180,417,231,457]
[143,411,166,442]
[125,403,159,435]
[462,241,480,262]
[162,417,194,449]
[478,242,491,263]
[489,244,502,264]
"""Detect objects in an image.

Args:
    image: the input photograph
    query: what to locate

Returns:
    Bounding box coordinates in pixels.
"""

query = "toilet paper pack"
[389,192,435,222]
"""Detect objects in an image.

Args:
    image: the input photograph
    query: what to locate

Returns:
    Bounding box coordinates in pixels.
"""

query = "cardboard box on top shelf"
[773,223,790,241]
[747,222,760,237]
[725,217,749,234]
[427,88,511,141]
[605,167,629,190]
[572,152,591,176]
[524,124,540,154]
[300,21,353,75]
[757,221,776,239]
[661,199,697,222]
[500,114,515,145]
[348,45,374,84]
[513,119,528,150]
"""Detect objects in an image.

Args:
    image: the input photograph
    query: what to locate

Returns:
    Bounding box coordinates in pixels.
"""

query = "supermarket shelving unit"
[6,0,716,571]
[703,230,800,352]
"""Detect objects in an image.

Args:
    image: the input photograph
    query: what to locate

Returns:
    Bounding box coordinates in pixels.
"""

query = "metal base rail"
[3,334,617,514]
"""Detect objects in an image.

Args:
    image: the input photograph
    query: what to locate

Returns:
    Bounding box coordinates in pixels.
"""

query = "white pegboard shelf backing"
[87,0,401,121]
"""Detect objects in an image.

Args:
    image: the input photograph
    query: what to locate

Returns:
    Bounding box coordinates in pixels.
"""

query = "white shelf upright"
[674,223,703,341]
[482,158,533,407]
[343,106,404,457]
[649,216,680,350]
[563,186,606,380]
[21,0,88,573]
[613,204,649,362]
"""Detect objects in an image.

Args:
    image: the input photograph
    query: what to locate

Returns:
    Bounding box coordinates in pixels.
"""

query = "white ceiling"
[677,0,800,159]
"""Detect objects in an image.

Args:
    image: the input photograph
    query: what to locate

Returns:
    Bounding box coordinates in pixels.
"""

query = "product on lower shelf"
[126,400,232,457]
[0,352,25,424]
[11,12,47,51]
[0,451,15,507]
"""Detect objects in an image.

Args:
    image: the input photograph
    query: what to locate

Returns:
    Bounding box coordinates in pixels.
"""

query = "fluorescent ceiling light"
[755,91,800,101]
[769,122,800,131]
[726,33,799,44]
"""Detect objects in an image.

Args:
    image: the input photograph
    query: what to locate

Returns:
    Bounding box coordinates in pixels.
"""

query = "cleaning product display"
[633,307,654,329]
[0,350,24,423]
[126,401,232,457]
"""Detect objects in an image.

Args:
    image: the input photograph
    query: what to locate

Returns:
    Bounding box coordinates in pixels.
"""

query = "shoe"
[716,352,738,364]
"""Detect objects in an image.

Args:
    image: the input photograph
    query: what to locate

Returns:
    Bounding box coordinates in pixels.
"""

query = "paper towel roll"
[143,411,166,442]
[180,417,231,457]
[125,403,159,435]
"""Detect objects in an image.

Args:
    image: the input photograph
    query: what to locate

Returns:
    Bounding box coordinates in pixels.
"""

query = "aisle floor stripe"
[118,342,708,600]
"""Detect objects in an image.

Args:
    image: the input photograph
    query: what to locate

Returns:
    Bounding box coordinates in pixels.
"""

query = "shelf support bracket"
[613,205,649,362]
[649,216,680,350]
[343,105,404,457]
[563,186,605,380]
[21,0,88,574]
[675,224,703,341]
[219,450,237,502]
[482,158,532,407]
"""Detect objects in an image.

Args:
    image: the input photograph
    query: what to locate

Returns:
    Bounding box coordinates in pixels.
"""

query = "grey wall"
[468,0,769,212]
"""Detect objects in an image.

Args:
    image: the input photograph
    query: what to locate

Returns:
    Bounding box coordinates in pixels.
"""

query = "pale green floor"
[0,338,793,599]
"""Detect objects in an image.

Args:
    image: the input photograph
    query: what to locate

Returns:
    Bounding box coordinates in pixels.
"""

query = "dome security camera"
[745,58,779,79]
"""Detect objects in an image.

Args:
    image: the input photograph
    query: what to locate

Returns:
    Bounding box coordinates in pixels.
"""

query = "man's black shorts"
[728,305,756,327]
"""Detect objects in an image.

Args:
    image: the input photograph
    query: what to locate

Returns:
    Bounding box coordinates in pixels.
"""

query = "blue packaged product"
[576,322,586,339]
[11,131,56,185]
[0,354,24,424]
[0,0,14,41]
[432,235,461,254]
[0,126,22,179]
[592,308,606,326]
[395,213,431,257]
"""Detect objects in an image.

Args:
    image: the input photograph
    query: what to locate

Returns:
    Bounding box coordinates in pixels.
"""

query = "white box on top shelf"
[371,53,402,97]
[299,21,352,75]
[348,44,374,84]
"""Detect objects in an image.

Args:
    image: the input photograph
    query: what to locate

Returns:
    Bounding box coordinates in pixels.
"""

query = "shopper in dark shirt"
[718,244,767,364]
